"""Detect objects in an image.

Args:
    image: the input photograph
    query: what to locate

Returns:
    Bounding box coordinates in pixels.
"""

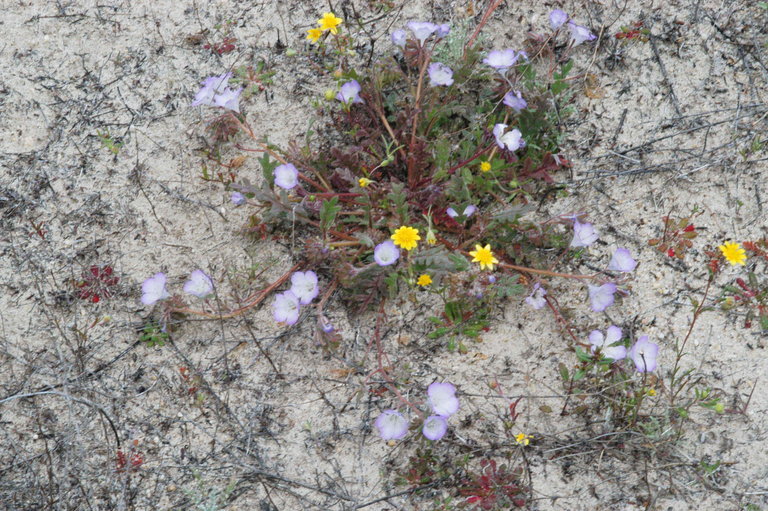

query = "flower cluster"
[141,270,214,306]
[588,326,660,372]
[375,382,460,441]
[548,9,597,47]
[191,72,242,113]
[306,12,343,43]
[272,271,320,326]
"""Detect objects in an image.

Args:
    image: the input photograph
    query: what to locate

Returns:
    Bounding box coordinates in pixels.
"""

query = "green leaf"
[448,253,469,272]
[259,153,278,184]
[575,346,592,363]
[319,197,342,232]
[558,362,569,381]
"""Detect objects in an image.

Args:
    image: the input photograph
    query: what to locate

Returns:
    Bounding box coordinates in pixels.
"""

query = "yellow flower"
[391,226,420,251]
[359,177,373,188]
[719,242,746,266]
[318,12,343,34]
[647,388,656,397]
[480,160,491,172]
[417,274,432,287]
[515,433,533,446]
[306,28,323,43]
[469,244,499,271]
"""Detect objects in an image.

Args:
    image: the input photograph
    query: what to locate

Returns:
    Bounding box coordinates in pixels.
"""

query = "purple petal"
[568,21,596,46]
[336,80,364,105]
[436,24,451,38]
[549,9,569,29]
[588,283,617,312]
[290,270,319,305]
[231,191,246,206]
[183,270,214,298]
[570,220,598,247]
[374,240,400,266]
[483,49,520,72]
[407,21,438,44]
[628,336,659,372]
[503,90,527,112]
[391,29,407,48]
[375,410,409,440]
[608,248,637,272]
[274,163,299,190]
[525,283,547,310]
[428,62,454,87]
[141,272,170,305]
[422,416,448,441]
[273,290,300,325]
[428,382,459,417]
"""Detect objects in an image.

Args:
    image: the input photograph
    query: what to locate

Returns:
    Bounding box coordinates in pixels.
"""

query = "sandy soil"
[1,0,767,510]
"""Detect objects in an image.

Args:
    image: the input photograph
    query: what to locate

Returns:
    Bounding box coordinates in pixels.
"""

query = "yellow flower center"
[391,226,421,251]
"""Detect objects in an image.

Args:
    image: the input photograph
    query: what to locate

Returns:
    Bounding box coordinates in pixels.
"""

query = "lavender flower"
[549,9,569,29]
[274,163,299,190]
[212,86,242,113]
[589,326,627,360]
[503,90,527,112]
[290,270,319,305]
[141,272,171,305]
[628,336,659,372]
[570,220,598,247]
[183,270,214,299]
[588,283,617,312]
[422,416,448,441]
[428,62,454,87]
[492,123,525,152]
[608,248,637,272]
[407,21,438,44]
[525,283,547,310]
[191,72,232,107]
[320,316,334,333]
[446,205,476,219]
[375,410,409,440]
[373,240,400,266]
[231,191,246,206]
[568,21,596,46]
[428,382,459,418]
[436,24,451,38]
[336,80,364,105]
[273,290,300,325]
[482,49,521,73]
[391,29,407,48]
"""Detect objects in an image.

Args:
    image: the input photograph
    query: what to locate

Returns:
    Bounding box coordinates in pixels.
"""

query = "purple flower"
[492,123,525,151]
[503,90,527,112]
[274,163,299,190]
[273,290,300,325]
[628,336,659,372]
[407,21,438,44]
[374,240,400,266]
[525,283,547,310]
[568,21,596,46]
[375,409,409,440]
[488,275,497,284]
[428,382,459,418]
[446,205,476,219]
[191,72,232,107]
[336,80,364,105]
[570,220,598,247]
[422,416,448,441]
[589,326,627,360]
[391,29,407,48]
[428,62,454,87]
[320,316,334,333]
[608,248,637,272]
[231,191,246,206]
[549,9,569,30]
[141,272,171,305]
[436,24,451,38]
[290,270,319,305]
[183,270,214,299]
[482,49,521,72]
[588,283,617,312]
[213,86,242,113]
